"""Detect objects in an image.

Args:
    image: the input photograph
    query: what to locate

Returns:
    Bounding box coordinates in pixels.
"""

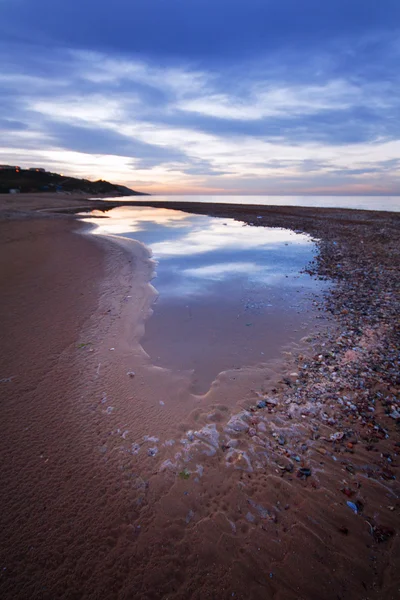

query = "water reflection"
[84,206,326,392]
[85,206,191,234]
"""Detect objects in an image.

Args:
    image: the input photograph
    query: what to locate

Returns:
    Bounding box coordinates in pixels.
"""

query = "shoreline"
[1,190,399,219]
[0,198,399,599]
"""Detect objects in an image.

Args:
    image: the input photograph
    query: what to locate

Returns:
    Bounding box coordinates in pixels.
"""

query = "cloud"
[176,80,365,120]
[39,122,189,169]
[0,6,400,194]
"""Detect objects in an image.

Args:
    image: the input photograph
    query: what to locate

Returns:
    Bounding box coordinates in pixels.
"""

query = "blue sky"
[1,0,400,194]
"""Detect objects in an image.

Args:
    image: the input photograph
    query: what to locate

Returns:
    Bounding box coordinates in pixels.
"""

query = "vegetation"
[0,168,148,196]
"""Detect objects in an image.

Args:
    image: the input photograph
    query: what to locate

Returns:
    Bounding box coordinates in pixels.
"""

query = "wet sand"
[0,197,399,599]
[0,216,147,598]
[0,191,118,214]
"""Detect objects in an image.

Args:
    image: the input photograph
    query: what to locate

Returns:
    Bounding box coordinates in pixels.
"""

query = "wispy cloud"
[176,80,364,120]
[0,3,400,195]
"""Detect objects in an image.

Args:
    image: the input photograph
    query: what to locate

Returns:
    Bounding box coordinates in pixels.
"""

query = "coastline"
[0,197,399,599]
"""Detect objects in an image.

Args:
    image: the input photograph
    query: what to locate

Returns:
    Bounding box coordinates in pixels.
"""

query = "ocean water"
[101,194,400,212]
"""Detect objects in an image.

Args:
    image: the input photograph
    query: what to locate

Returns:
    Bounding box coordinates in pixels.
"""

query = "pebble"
[246,512,255,523]
[346,501,358,514]
[330,432,345,441]
[297,467,312,479]
[186,509,195,524]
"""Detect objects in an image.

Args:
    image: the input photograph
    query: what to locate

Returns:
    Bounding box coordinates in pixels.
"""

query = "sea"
[101,194,400,212]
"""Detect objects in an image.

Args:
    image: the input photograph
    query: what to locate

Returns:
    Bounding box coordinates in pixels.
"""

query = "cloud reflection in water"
[85,206,326,391]
[86,206,315,299]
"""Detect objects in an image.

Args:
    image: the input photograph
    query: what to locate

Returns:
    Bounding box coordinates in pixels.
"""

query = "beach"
[0,194,399,599]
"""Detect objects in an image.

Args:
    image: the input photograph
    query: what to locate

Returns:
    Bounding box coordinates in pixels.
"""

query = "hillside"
[0,168,149,196]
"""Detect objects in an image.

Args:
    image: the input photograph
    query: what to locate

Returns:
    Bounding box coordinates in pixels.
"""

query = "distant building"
[0,165,20,171]
[28,167,46,172]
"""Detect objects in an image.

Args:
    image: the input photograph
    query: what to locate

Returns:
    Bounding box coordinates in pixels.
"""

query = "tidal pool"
[84,206,327,392]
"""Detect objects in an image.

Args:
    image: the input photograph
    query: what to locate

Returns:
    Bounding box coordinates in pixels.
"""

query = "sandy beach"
[0,194,399,599]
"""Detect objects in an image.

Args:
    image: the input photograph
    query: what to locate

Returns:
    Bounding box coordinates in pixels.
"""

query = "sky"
[1,0,400,195]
